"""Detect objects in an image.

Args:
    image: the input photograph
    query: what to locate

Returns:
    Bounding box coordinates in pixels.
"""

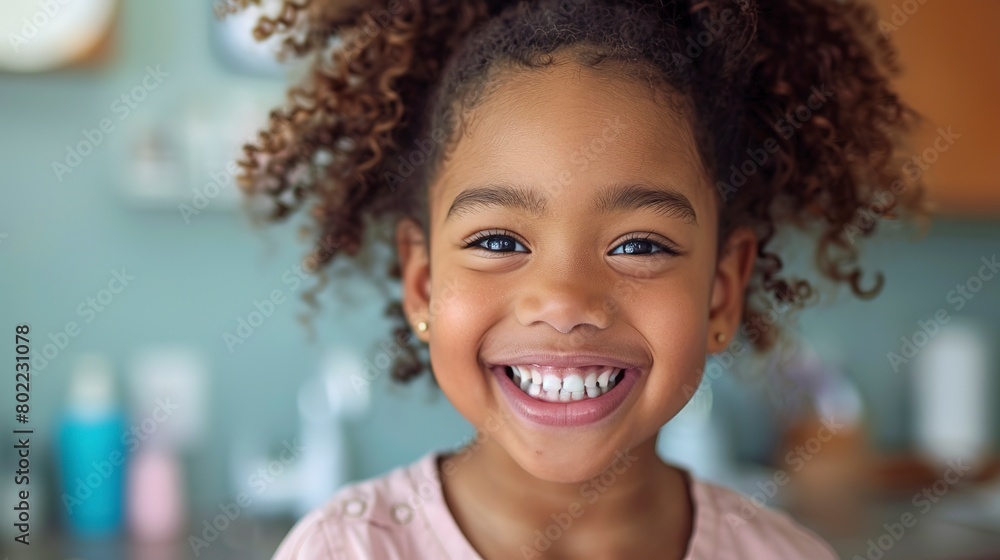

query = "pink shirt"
[271,451,840,559]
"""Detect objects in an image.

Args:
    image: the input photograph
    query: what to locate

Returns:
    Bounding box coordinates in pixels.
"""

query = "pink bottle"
[126,441,186,542]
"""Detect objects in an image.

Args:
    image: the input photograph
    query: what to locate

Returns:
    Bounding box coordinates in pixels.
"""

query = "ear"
[395,217,432,343]
[707,226,757,353]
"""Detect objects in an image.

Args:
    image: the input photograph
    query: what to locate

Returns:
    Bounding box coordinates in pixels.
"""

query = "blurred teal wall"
[0,0,474,516]
[796,219,1000,448]
[1,0,998,518]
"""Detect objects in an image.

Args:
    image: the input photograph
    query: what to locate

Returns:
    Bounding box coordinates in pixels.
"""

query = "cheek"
[630,261,712,337]
[630,272,712,412]
[428,268,502,342]
[426,268,501,420]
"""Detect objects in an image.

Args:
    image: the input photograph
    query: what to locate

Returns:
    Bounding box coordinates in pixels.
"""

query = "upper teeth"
[508,365,622,402]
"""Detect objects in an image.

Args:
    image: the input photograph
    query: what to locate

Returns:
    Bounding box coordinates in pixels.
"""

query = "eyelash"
[614,232,682,257]
[462,229,681,257]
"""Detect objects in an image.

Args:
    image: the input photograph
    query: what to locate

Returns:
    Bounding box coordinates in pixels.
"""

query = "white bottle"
[913,320,993,474]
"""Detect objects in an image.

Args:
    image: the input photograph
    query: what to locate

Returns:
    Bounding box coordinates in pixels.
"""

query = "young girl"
[235,0,925,557]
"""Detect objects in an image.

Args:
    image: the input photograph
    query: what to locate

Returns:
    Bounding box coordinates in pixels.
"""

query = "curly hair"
[232,0,927,383]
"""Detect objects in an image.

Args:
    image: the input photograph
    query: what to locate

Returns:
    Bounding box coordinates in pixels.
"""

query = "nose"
[514,258,613,334]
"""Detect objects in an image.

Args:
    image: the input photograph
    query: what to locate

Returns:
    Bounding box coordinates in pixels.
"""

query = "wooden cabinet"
[869,0,1000,216]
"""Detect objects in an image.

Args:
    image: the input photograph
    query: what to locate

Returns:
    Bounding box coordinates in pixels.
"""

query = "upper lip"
[486,352,645,371]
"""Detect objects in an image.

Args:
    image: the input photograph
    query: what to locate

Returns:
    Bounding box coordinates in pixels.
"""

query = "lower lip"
[490,366,640,428]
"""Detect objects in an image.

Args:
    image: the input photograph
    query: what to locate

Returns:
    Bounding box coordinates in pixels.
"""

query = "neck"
[441,433,693,558]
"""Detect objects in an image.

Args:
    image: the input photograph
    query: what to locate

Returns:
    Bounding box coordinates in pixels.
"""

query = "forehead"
[430,59,714,223]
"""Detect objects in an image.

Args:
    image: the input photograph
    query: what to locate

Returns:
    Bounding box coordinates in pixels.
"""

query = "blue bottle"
[56,353,127,538]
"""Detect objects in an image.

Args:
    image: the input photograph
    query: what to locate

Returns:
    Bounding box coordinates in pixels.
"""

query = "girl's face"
[397,55,756,483]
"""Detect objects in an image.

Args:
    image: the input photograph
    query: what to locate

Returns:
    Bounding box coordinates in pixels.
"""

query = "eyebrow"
[444,182,697,224]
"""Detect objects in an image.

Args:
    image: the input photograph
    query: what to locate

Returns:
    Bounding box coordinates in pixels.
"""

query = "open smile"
[490,364,640,428]
[502,364,625,402]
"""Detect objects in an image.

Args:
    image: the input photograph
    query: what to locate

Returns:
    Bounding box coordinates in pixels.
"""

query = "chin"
[502,426,647,484]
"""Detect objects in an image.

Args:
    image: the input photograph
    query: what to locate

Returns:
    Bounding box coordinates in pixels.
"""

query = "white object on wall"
[0,0,117,72]
[129,347,209,449]
[913,320,993,474]
[230,345,372,518]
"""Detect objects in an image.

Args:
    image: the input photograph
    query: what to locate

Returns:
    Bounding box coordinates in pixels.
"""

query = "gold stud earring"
[715,332,725,343]
[416,320,429,333]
